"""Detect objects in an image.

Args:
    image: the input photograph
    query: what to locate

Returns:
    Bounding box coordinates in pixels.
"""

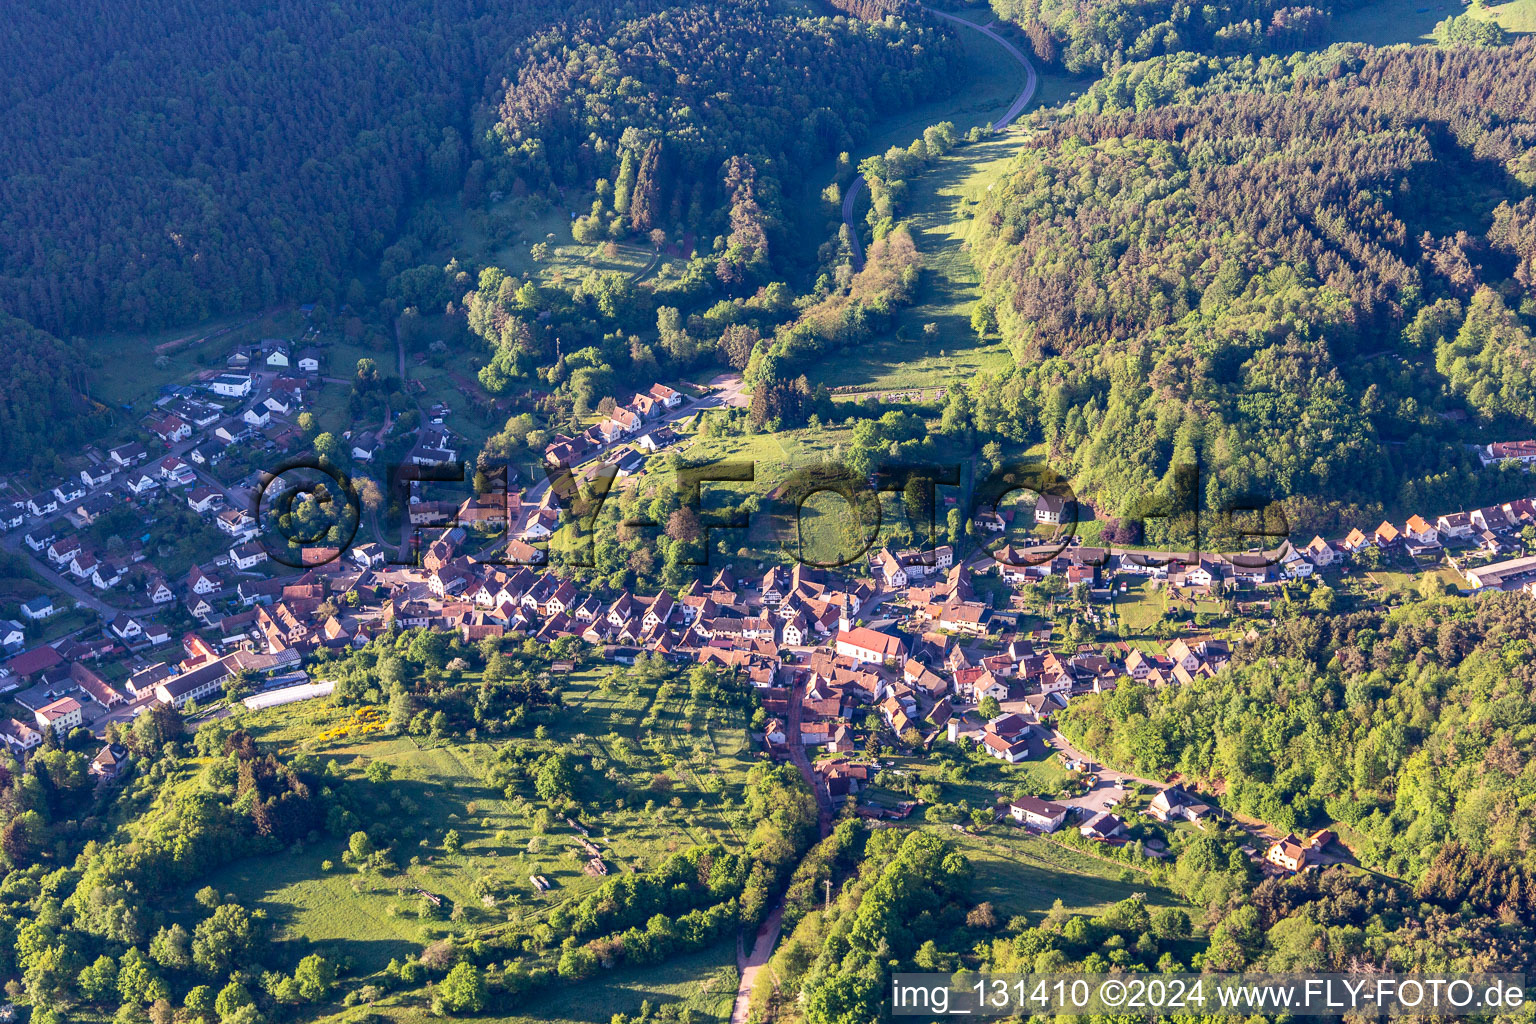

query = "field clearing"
[943,828,1183,921]
[802,6,1092,392]
[1478,0,1536,32]
[360,940,736,1024]
[450,192,685,292]
[201,666,761,982]
[1323,0,1535,44]
[84,308,304,411]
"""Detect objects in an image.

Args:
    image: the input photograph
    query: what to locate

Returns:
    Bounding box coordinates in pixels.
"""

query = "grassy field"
[941,828,1182,921]
[447,192,685,293]
[356,940,736,1024]
[797,5,1094,393]
[873,745,1076,808]
[1324,0,1536,45]
[192,664,760,1003]
[83,308,306,412]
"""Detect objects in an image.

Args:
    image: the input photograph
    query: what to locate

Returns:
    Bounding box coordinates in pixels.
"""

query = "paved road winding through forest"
[842,10,1038,268]
[726,16,1043,1024]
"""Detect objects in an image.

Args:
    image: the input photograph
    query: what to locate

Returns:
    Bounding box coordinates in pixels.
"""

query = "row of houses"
[543,383,684,467]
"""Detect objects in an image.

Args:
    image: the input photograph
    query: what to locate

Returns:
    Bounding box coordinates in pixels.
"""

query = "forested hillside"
[485,0,959,286]
[1060,593,1536,915]
[966,40,1536,535]
[0,0,960,470]
[0,0,547,337]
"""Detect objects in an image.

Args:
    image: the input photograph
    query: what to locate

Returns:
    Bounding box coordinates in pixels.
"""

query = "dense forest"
[1061,593,1536,896]
[965,39,1536,536]
[0,0,561,337]
[989,0,1358,72]
[0,0,961,471]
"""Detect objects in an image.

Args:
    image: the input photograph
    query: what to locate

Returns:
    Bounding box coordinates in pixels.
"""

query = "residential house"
[1009,796,1070,832]
[648,383,683,408]
[20,596,56,621]
[110,615,143,641]
[34,697,83,733]
[187,487,223,514]
[1147,784,1213,824]
[217,508,256,540]
[124,470,159,496]
[109,442,148,467]
[1265,834,1310,872]
[1079,811,1127,841]
[230,541,268,571]
[1,717,42,754]
[983,731,1036,764]
[151,414,191,444]
[79,464,114,488]
[1436,512,1474,541]
[1035,494,1067,526]
[1403,515,1439,546]
[158,455,195,486]
[89,743,130,780]
[210,373,253,398]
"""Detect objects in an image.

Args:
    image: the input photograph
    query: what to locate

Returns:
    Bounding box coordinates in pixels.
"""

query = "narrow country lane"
[726,22,1041,1021]
[842,8,1038,269]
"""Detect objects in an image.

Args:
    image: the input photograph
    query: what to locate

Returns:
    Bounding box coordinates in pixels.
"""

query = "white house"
[20,596,56,621]
[109,443,147,467]
[52,481,85,505]
[187,487,223,514]
[124,471,159,496]
[648,383,683,408]
[26,494,58,518]
[1008,796,1070,832]
[230,542,268,571]
[210,373,253,398]
[1035,494,1067,525]
[35,697,83,733]
[80,465,114,488]
[0,620,25,653]
[242,406,271,429]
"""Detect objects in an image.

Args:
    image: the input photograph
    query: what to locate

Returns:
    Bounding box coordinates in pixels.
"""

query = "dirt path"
[730,904,785,1024]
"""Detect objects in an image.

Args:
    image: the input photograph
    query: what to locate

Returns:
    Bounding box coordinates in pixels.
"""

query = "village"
[1,314,1536,884]
[0,341,1533,880]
